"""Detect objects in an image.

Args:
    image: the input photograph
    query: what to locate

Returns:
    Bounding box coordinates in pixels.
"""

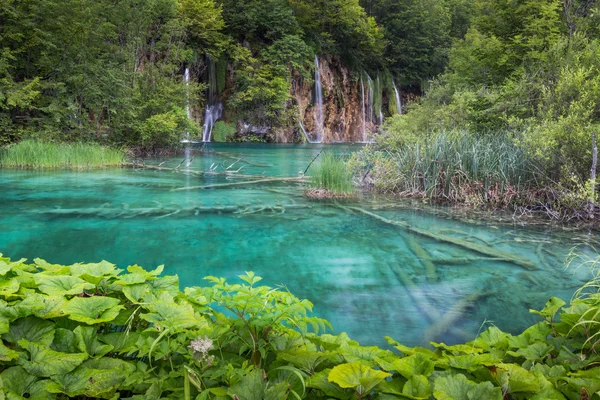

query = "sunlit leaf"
[33,274,94,296]
[64,296,123,325]
[328,362,391,394]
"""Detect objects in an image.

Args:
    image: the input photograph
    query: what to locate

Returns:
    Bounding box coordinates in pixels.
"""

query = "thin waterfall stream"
[393,78,402,115]
[202,57,222,142]
[314,56,324,143]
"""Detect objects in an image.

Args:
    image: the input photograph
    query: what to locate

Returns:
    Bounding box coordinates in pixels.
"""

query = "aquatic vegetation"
[0,140,125,169]
[308,151,355,197]
[357,131,537,205]
[1,253,600,399]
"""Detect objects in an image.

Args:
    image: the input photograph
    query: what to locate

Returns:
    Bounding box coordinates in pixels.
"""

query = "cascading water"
[366,74,374,124]
[202,57,222,142]
[183,68,191,142]
[393,78,402,115]
[313,56,324,143]
[361,76,367,142]
[299,120,317,144]
[376,74,383,125]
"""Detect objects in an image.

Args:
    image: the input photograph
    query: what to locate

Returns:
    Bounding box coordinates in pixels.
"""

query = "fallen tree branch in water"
[340,205,540,271]
[387,261,472,342]
[171,177,306,191]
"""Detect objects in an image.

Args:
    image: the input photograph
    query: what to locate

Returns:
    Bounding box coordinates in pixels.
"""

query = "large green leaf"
[73,326,114,357]
[1,366,39,396]
[47,358,135,398]
[63,296,123,325]
[264,381,289,400]
[402,375,431,399]
[0,277,20,297]
[434,374,502,400]
[530,297,566,320]
[341,344,391,367]
[307,369,353,399]
[228,370,265,400]
[52,328,80,353]
[18,294,68,319]
[0,340,19,361]
[70,261,121,285]
[0,258,27,276]
[496,363,541,393]
[3,316,55,346]
[377,353,435,379]
[33,274,94,296]
[140,293,204,330]
[328,362,391,395]
[18,340,87,377]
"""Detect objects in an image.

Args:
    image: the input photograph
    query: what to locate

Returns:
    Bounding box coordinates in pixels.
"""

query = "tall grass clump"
[358,131,539,205]
[0,140,125,169]
[308,151,355,197]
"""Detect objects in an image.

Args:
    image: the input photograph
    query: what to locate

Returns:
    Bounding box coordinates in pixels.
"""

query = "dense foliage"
[360,0,600,214]
[1,253,600,399]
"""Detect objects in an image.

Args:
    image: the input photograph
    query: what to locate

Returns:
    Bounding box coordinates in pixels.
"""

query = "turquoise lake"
[1,143,597,347]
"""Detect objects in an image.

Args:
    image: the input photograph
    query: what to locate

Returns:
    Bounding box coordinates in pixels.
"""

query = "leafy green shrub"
[0,140,125,169]
[309,151,355,196]
[211,121,236,142]
[2,253,600,399]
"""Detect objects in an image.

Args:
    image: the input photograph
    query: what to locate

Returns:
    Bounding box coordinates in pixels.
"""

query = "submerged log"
[171,177,306,191]
[402,233,438,281]
[387,262,473,343]
[343,206,540,271]
[424,291,487,342]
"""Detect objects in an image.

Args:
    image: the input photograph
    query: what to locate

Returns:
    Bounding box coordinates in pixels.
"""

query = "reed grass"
[0,140,125,169]
[309,151,355,195]
[372,131,538,204]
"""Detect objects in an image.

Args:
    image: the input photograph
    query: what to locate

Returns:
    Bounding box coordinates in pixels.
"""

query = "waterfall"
[366,74,374,124]
[393,79,402,115]
[298,120,317,144]
[314,56,324,143]
[361,76,367,142]
[376,74,383,125]
[183,68,191,141]
[202,57,222,142]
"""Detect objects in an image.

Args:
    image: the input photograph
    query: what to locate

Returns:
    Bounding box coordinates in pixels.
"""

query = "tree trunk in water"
[590,132,597,218]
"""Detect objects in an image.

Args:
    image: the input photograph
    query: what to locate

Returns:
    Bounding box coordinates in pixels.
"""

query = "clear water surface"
[1,143,597,347]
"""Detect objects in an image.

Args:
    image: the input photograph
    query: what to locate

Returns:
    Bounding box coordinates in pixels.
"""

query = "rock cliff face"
[203,56,386,143]
[292,57,377,143]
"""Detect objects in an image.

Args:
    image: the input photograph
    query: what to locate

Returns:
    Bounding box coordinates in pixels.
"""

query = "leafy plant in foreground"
[1,253,600,399]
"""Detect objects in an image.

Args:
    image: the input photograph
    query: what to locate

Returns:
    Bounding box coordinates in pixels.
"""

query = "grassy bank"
[307,151,356,198]
[352,131,542,207]
[1,253,600,398]
[0,140,125,169]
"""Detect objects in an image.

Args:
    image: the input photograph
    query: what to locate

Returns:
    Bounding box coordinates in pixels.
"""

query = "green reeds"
[0,140,125,169]
[310,151,355,195]
[379,131,538,202]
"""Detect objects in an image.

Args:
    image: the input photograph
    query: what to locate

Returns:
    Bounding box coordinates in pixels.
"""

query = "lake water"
[0,143,597,347]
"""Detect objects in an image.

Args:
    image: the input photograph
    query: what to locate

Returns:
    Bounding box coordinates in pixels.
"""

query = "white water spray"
[393,78,402,115]
[314,56,324,143]
[361,76,367,142]
[202,57,222,142]
[183,67,191,141]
